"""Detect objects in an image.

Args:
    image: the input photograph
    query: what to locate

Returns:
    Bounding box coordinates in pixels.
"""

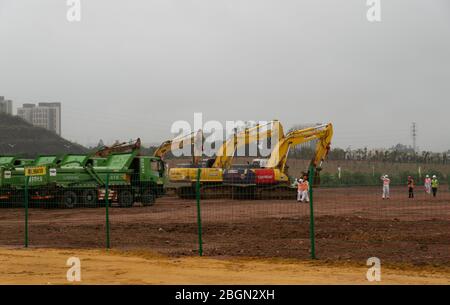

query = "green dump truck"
[0,151,166,208]
[0,156,33,204]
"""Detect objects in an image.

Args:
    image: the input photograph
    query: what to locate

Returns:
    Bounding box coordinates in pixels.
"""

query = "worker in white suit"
[381,175,391,199]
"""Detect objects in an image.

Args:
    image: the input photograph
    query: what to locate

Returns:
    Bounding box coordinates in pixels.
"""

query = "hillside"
[0,113,88,157]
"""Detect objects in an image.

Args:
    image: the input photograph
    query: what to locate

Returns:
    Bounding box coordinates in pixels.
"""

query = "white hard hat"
[426,175,429,178]
[385,175,389,178]
[433,175,437,178]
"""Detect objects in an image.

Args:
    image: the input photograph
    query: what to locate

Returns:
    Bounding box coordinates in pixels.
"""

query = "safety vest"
[431,179,439,188]
[299,181,309,191]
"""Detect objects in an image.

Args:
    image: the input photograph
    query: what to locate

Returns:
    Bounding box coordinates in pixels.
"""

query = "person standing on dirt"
[300,179,310,203]
[381,175,390,200]
[431,175,439,197]
[424,175,432,194]
[297,179,303,202]
[407,176,415,199]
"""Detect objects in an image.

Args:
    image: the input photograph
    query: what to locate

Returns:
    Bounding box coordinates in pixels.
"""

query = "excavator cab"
[250,159,268,168]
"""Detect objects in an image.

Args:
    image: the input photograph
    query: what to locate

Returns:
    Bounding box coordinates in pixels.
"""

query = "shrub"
[320,172,337,186]
[396,171,417,186]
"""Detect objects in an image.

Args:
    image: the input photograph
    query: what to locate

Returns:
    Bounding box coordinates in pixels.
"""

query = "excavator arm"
[94,138,141,158]
[265,123,333,174]
[212,120,284,169]
[153,130,203,165]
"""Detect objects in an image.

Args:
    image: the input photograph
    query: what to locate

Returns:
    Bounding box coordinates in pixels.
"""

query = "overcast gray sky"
[1,0,449,151]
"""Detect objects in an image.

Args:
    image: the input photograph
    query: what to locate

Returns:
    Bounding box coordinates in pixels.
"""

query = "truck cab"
[132,156,165,197]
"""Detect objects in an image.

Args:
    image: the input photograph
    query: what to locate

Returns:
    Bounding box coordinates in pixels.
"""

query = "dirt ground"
[0,248,449,284]
[0,186,449,270]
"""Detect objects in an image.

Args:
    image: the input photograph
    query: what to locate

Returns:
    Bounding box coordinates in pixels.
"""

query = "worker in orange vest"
[298,179,310,203]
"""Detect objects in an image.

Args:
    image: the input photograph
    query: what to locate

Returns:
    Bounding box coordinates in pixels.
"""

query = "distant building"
[17,102,62,135]
[0,96,13,115]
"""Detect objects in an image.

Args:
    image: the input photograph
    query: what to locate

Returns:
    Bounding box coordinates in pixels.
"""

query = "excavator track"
[200,185,233,199]
[175,185,234,200]
[176,186,196,199]
[256,185,297,200]
[226,184,297,200]
[174,184,298,200]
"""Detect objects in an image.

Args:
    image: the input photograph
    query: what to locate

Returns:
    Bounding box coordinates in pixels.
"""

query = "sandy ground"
[0,248,449,285]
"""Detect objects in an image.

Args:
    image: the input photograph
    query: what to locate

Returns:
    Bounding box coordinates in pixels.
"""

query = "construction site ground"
[0,186,449,284]
[1,248,449,284]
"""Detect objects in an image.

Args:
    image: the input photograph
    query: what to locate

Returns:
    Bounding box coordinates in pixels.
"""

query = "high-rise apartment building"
[17,102,62,135]
[0,96,13,115]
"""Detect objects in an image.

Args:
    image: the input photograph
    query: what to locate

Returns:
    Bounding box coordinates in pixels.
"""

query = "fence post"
[105,173,110,249]
[308,165,316,259]
[24,176,29,248]
[196,168,203,256]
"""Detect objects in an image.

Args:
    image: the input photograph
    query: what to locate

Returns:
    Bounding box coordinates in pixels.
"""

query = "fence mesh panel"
[198,193,311,258]
[0,190,25,247]
[0,170,448,266]
[313,185,450,264]
[26,184,106,248]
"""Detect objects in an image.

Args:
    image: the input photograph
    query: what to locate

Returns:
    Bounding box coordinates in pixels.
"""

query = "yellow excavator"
[168,120,284,198]
[222,123,334,199]
[153,130,203,164]
[151,130,203,196]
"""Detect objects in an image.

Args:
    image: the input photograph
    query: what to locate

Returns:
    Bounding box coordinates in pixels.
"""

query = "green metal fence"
[0,170,449,266]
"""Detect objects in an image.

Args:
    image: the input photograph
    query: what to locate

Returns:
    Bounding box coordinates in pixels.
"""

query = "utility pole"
[411,122,417,153]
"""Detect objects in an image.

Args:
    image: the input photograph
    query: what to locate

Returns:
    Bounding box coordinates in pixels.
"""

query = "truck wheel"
[141,189,155,206]
[81,189,97,207]
[118,190,134,208]
[62,191,77,209]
